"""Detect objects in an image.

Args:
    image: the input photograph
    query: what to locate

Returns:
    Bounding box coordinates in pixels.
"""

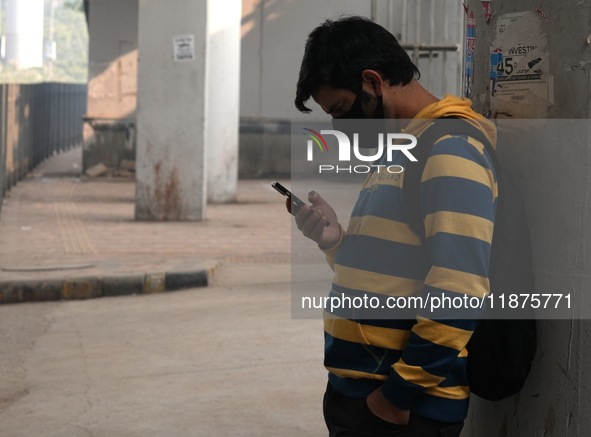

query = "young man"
[292,17,498,437]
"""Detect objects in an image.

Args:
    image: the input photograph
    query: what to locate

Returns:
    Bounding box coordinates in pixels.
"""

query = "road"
[0,262,328,437]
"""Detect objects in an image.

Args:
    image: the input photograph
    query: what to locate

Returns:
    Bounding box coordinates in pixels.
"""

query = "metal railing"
[0,82,87,205]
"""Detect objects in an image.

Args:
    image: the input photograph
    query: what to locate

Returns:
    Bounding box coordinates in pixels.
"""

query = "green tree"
[64,0,84,12]
[49,3,88,82]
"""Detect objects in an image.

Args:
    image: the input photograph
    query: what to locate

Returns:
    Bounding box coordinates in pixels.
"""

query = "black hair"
[295,16,420,113]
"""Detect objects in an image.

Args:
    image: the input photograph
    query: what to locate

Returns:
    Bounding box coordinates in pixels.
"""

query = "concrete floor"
[0,262,328,436]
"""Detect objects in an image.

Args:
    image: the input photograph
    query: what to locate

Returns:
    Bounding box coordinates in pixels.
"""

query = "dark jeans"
[323,382,464,437]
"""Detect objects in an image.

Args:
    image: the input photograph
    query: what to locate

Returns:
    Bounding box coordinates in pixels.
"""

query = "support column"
[135,0,208,221]
[5,0,44,68]
[206,0,241,203]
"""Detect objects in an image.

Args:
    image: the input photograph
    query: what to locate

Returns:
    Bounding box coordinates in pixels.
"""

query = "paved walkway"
[0,147,292,292]
[0,148,331,436]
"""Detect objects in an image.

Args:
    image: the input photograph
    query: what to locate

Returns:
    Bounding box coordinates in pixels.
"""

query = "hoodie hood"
[405,95,497,148]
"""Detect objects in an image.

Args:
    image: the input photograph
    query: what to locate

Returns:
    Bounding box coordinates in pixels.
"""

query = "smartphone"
[271,181,330,227]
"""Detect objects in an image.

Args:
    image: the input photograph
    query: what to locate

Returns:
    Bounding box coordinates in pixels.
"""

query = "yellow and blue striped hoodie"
[322,95,498,422]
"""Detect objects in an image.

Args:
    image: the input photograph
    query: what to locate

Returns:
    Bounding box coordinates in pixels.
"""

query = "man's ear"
[361,70,385,97]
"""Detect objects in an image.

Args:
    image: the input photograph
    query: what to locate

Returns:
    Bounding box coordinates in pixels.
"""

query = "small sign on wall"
[173,35,196,62]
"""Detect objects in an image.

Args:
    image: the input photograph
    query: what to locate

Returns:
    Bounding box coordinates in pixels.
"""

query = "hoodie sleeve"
[380,134,498,409]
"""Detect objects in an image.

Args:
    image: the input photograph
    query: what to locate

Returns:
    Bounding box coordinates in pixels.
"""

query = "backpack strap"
[403,118,502,257]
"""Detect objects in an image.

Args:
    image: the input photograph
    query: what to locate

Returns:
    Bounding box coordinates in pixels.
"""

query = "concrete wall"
[464,1,591,436]
[86,0,138,118]
[83,0,138,172]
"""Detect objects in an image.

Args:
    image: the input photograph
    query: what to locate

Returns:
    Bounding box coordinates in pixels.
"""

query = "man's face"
[312,84,357,119]
[313,84,382,119]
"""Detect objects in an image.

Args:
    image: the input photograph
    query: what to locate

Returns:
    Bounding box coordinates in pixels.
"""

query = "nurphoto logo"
[303,128,417,174]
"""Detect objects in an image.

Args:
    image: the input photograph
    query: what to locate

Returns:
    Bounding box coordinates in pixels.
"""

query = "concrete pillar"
[135,0,208,221]
[5,0,44,68]
[464,1,591,435]
[206,0,241,203]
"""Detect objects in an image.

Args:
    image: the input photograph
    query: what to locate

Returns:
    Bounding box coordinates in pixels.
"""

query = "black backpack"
[402,118,537,401]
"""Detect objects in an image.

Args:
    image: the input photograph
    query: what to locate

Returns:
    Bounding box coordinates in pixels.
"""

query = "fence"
[0,82,87,207]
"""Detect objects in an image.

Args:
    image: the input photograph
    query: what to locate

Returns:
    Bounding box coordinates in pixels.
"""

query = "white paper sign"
[173,35,196,62]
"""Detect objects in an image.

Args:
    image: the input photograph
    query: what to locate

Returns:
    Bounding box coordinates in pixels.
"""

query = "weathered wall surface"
[464,1,591,436]
[84,0,138,172]
[87,0,138,118]
[467,0,590,119]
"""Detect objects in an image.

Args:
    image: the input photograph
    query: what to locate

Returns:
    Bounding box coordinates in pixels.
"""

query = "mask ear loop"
[370,95,385,119]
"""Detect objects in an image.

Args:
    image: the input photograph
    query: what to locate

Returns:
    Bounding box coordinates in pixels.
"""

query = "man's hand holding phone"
[272,182,341,250]
[292,191,341,250]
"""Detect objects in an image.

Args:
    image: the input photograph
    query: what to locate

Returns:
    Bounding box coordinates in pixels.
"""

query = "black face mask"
[335,93,385,120]
[332,92,387,149]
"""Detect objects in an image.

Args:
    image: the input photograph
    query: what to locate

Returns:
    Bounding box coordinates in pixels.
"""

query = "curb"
[0,266,216,305]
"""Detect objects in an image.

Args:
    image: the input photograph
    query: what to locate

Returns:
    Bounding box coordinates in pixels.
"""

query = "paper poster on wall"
[489,11,553,118]
[464,10,476,99]
[481,1,493,23]
[173,35,196,62]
